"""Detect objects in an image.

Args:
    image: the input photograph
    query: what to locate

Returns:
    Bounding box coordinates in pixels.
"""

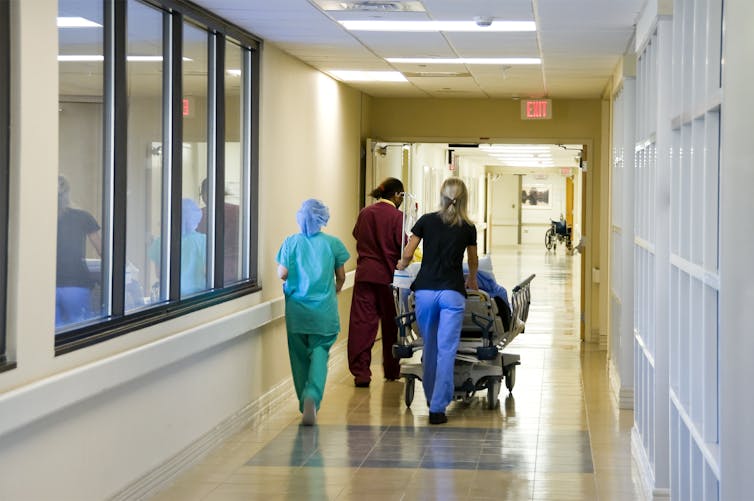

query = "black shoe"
[355,380,370,388]
[429,412,447,425]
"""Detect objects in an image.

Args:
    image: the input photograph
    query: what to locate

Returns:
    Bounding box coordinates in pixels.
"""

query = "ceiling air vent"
[313,1,425,12]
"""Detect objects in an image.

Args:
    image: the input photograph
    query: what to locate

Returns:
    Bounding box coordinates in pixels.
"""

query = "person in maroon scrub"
[197,179,240,284]
[347,177,406,387]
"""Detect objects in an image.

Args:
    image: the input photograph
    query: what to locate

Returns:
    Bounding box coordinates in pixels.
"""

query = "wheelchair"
[545,217,572,251]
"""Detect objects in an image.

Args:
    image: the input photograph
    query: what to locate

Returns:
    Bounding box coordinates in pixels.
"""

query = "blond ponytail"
[438,178,472,226]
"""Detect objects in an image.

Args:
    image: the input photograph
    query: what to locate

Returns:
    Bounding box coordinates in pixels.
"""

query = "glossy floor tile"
[151,245,645,500]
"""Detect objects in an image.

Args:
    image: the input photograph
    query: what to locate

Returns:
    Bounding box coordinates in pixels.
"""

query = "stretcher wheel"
[404,376,415,407]
[504,366,517,393]
[487,378,501,409]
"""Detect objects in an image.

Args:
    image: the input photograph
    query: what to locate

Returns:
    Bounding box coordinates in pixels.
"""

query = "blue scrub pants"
[287,331,338,412]
[414,289,465,413]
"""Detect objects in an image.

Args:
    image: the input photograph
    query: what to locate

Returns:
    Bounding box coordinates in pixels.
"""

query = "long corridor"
[152,245,644,500]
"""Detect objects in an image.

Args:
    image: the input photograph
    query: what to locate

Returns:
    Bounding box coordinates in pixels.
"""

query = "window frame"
[54,0,261,354]
[0,0,10,369]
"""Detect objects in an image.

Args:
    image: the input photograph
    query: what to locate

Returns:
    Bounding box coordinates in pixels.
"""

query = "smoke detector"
[474,16,494,27]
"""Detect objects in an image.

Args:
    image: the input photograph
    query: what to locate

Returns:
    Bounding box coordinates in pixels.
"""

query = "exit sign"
[521,99,552,120]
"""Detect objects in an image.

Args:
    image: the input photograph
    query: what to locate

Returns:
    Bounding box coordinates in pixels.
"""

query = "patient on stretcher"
[463,256,512,331]
[395,255,512,331]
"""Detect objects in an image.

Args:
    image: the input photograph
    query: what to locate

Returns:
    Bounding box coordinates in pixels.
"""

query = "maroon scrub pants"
[347,281,400,383]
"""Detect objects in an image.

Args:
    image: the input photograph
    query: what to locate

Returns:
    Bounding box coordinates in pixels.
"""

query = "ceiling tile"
[184,0,644,98]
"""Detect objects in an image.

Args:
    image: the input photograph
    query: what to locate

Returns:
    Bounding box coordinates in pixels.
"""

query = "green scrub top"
[148,231,207,295]
[276,232,350,335]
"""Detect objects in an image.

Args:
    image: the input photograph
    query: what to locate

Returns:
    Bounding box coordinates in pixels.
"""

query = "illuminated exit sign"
[521,99,552,120]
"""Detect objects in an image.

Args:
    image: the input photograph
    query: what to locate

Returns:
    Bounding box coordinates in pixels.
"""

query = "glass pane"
[223,39,244,286]
[126,0,163,312]
[181,20,209,298]
[0,0,8,356]
[56,0,106,332]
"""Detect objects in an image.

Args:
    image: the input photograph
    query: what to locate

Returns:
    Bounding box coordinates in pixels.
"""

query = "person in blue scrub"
[397,178,478,425]
[277,199,350,426]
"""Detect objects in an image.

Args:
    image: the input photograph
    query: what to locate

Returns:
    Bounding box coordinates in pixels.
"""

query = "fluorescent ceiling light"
[387,57,540,65]
[340,20,535,32]
[227,69,242,77]
[58,55,192,62]
[329,70,407,82]
[505,162,554,168]
[481,144,551,152]
[126,56,163,62]
[57,16,102,28]
[58,55,103,62]
[491,154,553,160]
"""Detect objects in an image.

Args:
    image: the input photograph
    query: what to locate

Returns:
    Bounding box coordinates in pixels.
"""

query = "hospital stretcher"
[391,273,535,409]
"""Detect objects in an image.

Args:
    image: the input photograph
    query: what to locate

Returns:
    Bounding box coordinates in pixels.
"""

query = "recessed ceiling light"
[340,20,535,32]
[57,17,101,28]
[329,70,407,82]
[387,57,541,65]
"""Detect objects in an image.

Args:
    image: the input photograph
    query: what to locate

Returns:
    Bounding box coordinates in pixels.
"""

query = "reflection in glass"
[222,39,244,285]
[125,0,163,311]
[148,199,206,296]
[56,0,106,331]
[56,175,103,328]
[181,20,209,297]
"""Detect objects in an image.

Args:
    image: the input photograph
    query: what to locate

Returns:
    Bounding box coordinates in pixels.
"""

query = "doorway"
[365,140,584,256]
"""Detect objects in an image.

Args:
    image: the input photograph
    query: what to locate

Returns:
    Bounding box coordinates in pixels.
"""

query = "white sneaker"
[302,397,317,426]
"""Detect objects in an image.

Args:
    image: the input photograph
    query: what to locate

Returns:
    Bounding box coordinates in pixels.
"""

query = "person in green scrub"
[277,199,350,426]
[148,198,206,296]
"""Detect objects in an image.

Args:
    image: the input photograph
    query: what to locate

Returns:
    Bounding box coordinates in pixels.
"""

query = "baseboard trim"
[632,426,671,501]
[110,341,349,501]
[607,358,634,409]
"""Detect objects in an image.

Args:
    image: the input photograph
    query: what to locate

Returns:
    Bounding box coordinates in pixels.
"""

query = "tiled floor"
[151,245,645,500]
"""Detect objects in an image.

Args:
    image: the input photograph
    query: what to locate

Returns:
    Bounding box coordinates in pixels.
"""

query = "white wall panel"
[667,0,722,498]
[719,0,754,496]
[633,12,673,498]
[609,76,636,409]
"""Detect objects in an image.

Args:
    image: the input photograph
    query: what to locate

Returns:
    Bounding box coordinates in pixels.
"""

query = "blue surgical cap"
[296,198,330,237]
[182,198,202,234]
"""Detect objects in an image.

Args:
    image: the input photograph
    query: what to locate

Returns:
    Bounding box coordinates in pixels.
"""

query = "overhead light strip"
[58,55,192,62]
[387,57,540,65]
[340,20,535,32]
[328,70,407,82]
[480,144,552,151]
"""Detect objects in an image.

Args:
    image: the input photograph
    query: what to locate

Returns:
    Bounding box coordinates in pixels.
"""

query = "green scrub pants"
[287,331,338,412]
